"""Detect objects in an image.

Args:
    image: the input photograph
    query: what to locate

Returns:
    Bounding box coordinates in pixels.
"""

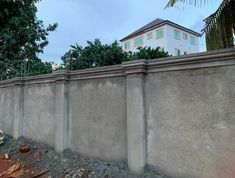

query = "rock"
[65,174,71,178]
[47,150,54,160]
[19,144,30,153]
[113,166,119,173]
[4,153,10,160]
[33,150,43,161]
[53,155,59,160]
[71,175,76,178]
[60,158,69,164]
[76,170,83,177]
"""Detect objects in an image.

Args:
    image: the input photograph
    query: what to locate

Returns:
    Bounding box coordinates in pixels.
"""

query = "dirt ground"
[0,135,170,178]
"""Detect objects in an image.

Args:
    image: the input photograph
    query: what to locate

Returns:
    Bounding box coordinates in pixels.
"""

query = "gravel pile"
[0,135,170,178]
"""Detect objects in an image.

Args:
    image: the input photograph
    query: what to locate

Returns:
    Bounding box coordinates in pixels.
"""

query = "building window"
[190,36,196,45]
[124,41,130,50]
[156,28,164,38]
[174,30,181,40]
[134,37,143,47]
[175,49,181,56]
[182,33,188,40]
[146,32,153,39]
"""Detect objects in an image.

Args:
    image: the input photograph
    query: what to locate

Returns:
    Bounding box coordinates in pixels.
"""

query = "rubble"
[0,158,36,178]
[64,166,91,178]
[0,135,170,178]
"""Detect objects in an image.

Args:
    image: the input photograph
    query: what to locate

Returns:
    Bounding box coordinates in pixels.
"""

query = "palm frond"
[203,0,232,33]
[165,0,210,9]
[205,0,235,50]
[165,0,235,50]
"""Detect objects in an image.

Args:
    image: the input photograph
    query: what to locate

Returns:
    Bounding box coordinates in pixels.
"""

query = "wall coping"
[0,48,234,87]
[147,48,235,73]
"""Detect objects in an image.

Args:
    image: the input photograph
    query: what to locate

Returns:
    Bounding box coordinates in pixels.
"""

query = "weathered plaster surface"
[23,84,55,147]
[0,87,13,135]
[145,66,235,178]
[69,77,127,161]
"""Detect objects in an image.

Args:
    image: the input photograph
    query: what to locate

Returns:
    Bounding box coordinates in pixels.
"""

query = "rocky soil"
[0,135,170,178]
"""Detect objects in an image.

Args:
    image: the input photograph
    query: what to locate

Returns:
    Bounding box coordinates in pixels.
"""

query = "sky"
[36,0,222,63]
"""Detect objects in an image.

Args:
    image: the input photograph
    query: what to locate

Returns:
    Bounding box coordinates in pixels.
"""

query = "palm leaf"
[203,0,232,33]
[204,0,234,50]
[166,0,235,50]
[165,0,210,8]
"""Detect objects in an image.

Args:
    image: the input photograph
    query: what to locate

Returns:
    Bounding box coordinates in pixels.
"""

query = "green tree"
[129,47,169,61]
[61,39,169,70]
[23,59,53,76]
[61,39,127,70]
[0,0,57,80]
[166,0,235,50]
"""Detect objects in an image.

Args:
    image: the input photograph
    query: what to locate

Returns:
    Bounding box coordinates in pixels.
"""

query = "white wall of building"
[164,25,199,56]
[121,26,167,53]
[121,24,200,56]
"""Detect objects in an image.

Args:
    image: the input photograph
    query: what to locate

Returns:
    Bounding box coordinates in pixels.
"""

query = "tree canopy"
[61,39,126,70]
[127,46,170,61]
[166,0,235,50]
[0,0,57,80]
[61,39,169,70]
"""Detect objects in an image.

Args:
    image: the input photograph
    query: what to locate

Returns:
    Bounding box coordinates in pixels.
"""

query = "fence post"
[122,60,147,174]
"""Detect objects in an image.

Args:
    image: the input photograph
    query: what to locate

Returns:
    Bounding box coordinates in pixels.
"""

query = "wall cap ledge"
[122,59,147,75]
[12,78,24,86]
[52,70,69,82]
[69,65,124,80]
[0,78,24,88]
[147,48,235,72]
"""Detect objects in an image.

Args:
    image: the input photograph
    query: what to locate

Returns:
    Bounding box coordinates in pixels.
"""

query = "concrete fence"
[0,48,235,178]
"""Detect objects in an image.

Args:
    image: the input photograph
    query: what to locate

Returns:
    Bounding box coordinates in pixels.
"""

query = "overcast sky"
[36,0,222,63]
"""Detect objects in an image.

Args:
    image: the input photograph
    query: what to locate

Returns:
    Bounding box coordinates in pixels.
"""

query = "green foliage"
[24,59,53,76]
[61,39,169,70]
[0,0,57,80]
[128,47,169,61]
[61,39,127,70]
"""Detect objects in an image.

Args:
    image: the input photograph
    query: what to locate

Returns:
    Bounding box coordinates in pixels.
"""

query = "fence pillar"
[123,60,147,174]
[13,78,24,139]
[54,71,69,152]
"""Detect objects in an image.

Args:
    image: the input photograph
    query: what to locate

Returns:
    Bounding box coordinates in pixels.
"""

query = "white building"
[120,18,202,56]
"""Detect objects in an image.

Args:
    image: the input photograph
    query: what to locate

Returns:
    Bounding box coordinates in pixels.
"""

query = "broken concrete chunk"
[19,144,30,153]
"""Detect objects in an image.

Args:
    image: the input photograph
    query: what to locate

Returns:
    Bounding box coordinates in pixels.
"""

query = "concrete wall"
[69,77,127,160]
[23,83,55,147]
[145,66,235,178]
[0,87,13,135]
[0,48,234,178]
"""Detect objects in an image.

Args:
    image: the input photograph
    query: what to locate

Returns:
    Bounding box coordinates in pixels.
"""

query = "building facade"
[120,18,201,56]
